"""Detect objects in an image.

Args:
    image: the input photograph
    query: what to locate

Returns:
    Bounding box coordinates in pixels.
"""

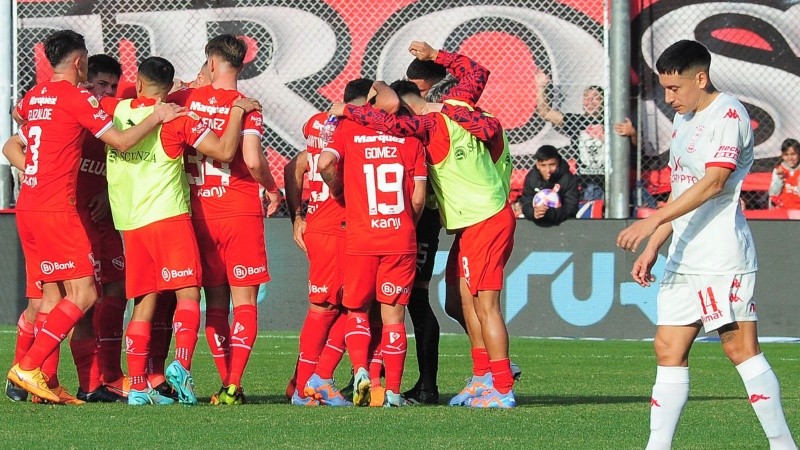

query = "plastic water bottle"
[319,115,338,144]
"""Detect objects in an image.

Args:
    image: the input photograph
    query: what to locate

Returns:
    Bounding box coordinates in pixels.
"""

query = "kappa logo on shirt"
[723,108,740,120]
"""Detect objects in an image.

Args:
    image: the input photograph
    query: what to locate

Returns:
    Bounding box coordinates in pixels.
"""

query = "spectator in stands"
[519,145,579,226]
[534,72,604,200]
[769,138,800,210]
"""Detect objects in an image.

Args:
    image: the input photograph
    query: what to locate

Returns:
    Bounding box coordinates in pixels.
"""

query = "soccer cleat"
[369,385,385,407]
[128,388,175,406]
[339,371,355,399]
[212,384,246,405]
[291,389,319,406]
[152,381,179,401]
[5,380,28,402]
[467,388,517,409]
[285,377,296,401]
[510,361,522,381]
[402,382,439,405]
[352,368,371,407]
[7,364,60,404]
[104,376,130,398]
[384,390,406,407]
[32,385,85,405]
[77,385,125,403]
[303,375,352,406]
[165,360,197,406]
[449,373,493,406]
[210,386,224,405]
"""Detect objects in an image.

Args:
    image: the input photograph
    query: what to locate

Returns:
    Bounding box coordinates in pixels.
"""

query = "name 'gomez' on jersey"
[15,80,113,212]
[667,92,756,275]
[172,84,264,219]
[303,112,345,236]
[323,119,426,255]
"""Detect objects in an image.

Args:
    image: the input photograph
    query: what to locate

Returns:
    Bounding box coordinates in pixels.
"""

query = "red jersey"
[75,135,108,214]
[15,80,113,212]
[773,164,800,209]
[303,112,345,235]
[324,120,426,255]
[173,84,264,219]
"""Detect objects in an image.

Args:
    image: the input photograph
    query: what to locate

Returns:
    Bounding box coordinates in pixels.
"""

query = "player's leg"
[205,284,232,388]
[95,279,129,397]
[126,293,172,405]
[148,292,177,398]
[341,255,378,406]
[6,297,40,402]
[71,300,112,402]
[367,306,384,407]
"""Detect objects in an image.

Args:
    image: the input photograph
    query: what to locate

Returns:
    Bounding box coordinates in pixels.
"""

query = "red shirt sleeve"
[166,87,193,107]
[72,88,113,137]
[435,49,489,106]
[100,97,121,115]
[413,141,427,179]
[243,111,264,137]
[161,114,211,159]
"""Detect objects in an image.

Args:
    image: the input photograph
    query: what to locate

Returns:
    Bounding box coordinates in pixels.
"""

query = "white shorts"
[656,270,758,332]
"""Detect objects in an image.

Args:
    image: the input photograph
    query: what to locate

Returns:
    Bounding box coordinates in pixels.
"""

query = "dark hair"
[138,56,175,91]
[343,78,373,103]
[534,145,561,162]
[205,34,247,69]
[44,30,86,68]
[406,59,446,81]
[586,85,604,98]
[389,79,421,99]
[781,138,800,154]
[88,54,122,79]
[655,40,711,75]
[426,75,458,102]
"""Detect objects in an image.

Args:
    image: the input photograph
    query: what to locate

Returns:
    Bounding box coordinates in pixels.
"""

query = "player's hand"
[613,117,635,137]
[263,189,283,217]
[154,102,188,123]
[329,102,346,117]
[88,191,111,222]
[533,204,548,219]
[408,41,438,61]
[234,97,262,114]
[293,216,308,253]
[631,248,658,287]
[616,217,658,252]
[534,71,550,88]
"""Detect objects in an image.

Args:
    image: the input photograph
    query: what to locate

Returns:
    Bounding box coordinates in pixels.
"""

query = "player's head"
[136,56,175,97]
[190,62,211,88]
[87,54,121,99]
[534,145,561,181]
[406,59,447,98]
[205,34,247,80]
[656,40,714,115]
[44,30,89,81]
[583,85,604,116]
[343,78,373,106]
[780,138,800,168]
[389,79,425,115]
[426,75,458,103]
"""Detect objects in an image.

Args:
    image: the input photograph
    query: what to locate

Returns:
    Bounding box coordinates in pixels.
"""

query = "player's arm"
[242,135,282,216]
[317,150,342,199]
[332,103,432,147]
[2,134,26,171]
[411,179,426,224]
[284,151,309,252]
[100,102,187,152]
[370,81,400,114]
[195,98,261,163]
[437,103,503,143]
[534,72,565,127]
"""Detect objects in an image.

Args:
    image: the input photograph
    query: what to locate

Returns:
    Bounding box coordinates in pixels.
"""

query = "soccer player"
[101,55,259,405]
[172,34,280,405]
[316,91,427,407]
[616,40,796,449]
[6,30,185,404]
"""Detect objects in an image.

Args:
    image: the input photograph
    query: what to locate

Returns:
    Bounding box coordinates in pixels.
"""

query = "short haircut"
[534,145,561,162]
[426,75,458,102]
[138,56,175,91]
[343,78,373,103]
[389,79,421,99]
[406,59,446,81]
[44,30,86,68]
[205,34,247,69]
[781,138,800,154]
[586,85,604,98]
[655,40,711,75]
[88,54,122,79]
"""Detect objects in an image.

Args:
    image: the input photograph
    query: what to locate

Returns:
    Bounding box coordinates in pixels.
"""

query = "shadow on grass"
[510,394,742,406]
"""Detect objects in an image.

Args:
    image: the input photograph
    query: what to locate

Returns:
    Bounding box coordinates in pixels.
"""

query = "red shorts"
[446,205,515,296]
[305,231,345,305]
[16,210,96,292]
[343,253,415,310]
[122,214,202,298]
[81,213,125,285]
[193,215,269,287]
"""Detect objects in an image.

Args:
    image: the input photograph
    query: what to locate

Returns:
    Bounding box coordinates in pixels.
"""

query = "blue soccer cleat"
[128,388,175,406]
[165,360,197,406]
[449,373,493,406]
[467,388,517,409]
[303,374,352,406]
[291,389,319,406]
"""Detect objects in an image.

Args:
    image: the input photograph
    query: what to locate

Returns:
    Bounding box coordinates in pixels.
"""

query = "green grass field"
[0,329,797,449]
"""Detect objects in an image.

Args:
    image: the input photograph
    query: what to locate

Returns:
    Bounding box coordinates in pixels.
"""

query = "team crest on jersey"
[41,87,47,94]
[188,111,200,120]
[88,96,99,108]
[209,96,217,105]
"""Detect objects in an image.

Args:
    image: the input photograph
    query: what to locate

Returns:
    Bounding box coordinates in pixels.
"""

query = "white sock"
[736,354,797,449]
[645,366,689,450]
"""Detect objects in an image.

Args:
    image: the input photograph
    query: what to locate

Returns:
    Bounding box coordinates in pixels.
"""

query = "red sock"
[204,307,230,384]
[14,313,35,364]
[70,337,102,392]
[381,323,407,393]
[148,296,175,386]
[368,323,383,387]
[315,312,347,379]
[471,347,491,376]
[490,358,514,394]
[344,311,370,371]
[226,304,258,387]
[126,320,151,391]
[21,300,83,373]
[95,296,127,383]
[33,312,60,388]
[172,300,200,370]
[296,308,338,390]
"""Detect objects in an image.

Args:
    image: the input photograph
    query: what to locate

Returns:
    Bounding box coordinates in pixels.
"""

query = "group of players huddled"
[4,30,518,408]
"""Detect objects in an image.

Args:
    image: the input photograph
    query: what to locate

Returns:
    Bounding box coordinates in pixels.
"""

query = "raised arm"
[409,41,489,105]
[534,72,565,127]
